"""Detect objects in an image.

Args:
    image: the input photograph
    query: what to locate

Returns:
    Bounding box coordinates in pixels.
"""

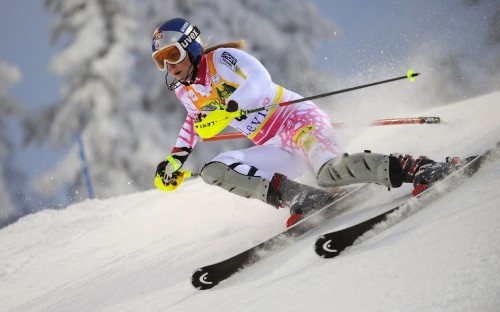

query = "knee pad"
[317,151,403,188]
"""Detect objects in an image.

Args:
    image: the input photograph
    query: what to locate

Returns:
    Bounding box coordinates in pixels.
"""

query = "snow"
[1,91,500,312]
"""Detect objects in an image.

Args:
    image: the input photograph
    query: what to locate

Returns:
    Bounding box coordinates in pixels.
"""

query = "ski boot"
[269,173,338,228]
[393,154,478,196]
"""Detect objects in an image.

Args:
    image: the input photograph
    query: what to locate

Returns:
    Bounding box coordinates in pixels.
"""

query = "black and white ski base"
[191,185,369,290]
[314,142,500,259]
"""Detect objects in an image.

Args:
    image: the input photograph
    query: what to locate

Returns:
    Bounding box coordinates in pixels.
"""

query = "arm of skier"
[213,48,274,111]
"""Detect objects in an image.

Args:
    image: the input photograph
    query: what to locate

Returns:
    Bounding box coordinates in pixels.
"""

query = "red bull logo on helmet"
[152,29,163,51]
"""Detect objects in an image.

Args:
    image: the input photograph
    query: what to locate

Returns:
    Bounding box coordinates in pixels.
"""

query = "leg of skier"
[317,152,476,197]
[200,100,402,226]
[200,145,339,214]
[201,93,462,227]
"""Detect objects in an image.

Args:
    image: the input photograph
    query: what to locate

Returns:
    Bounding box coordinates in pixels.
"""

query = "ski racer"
[151,18,459,227]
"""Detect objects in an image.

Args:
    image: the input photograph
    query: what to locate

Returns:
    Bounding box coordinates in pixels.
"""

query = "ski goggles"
[152,42,187,70]
[152,25,201,71]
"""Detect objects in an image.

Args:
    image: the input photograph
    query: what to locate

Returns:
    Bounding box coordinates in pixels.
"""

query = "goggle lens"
[152,43,186,70]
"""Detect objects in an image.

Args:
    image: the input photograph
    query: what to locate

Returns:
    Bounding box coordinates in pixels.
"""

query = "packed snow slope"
[1,91,500,312]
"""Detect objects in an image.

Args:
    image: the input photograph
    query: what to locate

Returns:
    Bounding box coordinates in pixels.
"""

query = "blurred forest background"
[1,0,499,228]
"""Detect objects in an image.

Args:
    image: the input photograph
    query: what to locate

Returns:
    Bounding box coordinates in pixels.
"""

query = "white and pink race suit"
[172,47,340,181]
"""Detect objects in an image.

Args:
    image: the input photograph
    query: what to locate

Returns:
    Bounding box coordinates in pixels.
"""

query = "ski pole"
[268,70,420,109]
[194,70,420,139]
[203,116,439,142]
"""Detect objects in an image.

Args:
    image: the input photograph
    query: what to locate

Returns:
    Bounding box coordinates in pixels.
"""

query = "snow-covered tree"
[0,61,24,227]
[487,5,500,85]
[26,0,334,202]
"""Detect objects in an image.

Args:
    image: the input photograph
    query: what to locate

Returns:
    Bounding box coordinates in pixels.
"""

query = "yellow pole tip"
[407,69,418,82]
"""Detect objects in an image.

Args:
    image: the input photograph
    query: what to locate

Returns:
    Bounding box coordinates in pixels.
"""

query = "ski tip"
[314,235,341,259]
[407,69,419,82]
[191,268,218,290]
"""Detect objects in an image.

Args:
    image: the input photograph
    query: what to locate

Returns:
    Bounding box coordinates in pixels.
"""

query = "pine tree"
[0,62,24,226]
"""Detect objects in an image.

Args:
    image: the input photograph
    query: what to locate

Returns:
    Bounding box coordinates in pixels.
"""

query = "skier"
[152,18,459,227]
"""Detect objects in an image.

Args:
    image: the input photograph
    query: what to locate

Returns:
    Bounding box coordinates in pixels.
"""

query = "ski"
[314,142,500,259]
[191,184,371,290]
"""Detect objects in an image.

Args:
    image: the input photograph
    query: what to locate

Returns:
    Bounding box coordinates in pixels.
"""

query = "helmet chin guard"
[164,62,197,91]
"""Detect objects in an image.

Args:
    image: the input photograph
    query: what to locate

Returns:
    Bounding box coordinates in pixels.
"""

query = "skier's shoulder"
[210,46,250,69]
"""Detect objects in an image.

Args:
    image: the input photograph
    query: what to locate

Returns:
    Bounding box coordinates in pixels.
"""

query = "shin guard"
[201,161,280,207]
[317,151,403,188]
